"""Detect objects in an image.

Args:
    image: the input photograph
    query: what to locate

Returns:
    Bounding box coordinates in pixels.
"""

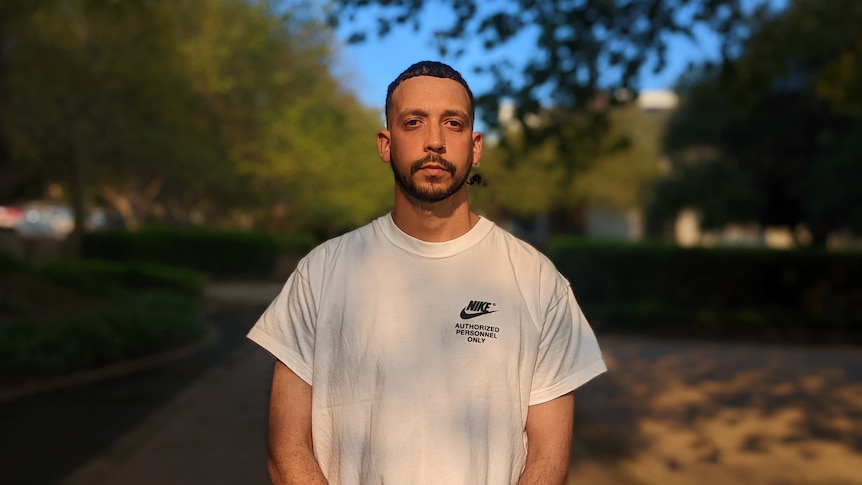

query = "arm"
[267,361,328,485]
[517,392,575,485]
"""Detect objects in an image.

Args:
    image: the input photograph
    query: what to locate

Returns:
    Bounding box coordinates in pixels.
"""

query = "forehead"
[390,76,471,116]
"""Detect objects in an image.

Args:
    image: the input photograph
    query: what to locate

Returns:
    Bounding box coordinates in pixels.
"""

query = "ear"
[471,131,484,167]
[377,129,392,163]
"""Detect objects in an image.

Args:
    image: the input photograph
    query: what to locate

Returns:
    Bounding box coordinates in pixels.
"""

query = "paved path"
[61,343,273,485]
[58,282,283,485]
[45,282,862,484]
[568,335,862,485]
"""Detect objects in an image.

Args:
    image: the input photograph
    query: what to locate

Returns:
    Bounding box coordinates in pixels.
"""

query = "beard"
[390,152,472,203]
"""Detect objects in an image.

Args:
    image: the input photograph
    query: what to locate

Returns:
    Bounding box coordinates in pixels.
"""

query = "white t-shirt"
[248,213,606,485]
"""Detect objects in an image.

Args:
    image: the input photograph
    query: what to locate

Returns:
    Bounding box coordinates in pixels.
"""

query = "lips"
[419,164,448,173]
[411,156,455,175]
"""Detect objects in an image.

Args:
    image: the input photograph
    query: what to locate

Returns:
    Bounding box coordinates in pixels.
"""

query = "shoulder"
[483,220,572,300]
[296,216,386,270]
[487,222,559,272]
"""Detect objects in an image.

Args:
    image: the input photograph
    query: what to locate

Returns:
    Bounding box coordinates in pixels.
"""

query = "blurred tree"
[171,0,390,235]
[329,0,771,152]
[474,99,667,231]
[650,0,862,246]
[330,0,782,235]
[6,0,197,252]
[0,0,58,202]
[570,102,668,211]
[803,122,862,241]
[2,0,391,248]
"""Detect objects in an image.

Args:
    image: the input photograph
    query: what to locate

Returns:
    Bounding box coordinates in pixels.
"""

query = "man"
[248,61,606,485]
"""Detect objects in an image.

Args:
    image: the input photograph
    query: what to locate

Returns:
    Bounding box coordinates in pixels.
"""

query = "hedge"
[0,254,206,384]
[547,238,862,342]
[38,259,205,298]
[0,291,203,383]
[82,228,317,277]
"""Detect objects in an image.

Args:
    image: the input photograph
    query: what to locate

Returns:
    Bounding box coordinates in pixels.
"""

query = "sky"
[329,0,788,112]
[333,28,709,110]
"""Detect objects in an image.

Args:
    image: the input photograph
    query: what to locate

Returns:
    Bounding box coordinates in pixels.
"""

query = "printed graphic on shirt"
[459,300,498,319]
[455,300,500,343]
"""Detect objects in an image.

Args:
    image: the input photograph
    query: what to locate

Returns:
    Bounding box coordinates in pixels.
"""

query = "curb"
[0,281,282,404]
[0,327,220,404]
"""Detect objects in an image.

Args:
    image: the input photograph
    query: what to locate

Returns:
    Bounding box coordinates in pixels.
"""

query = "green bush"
[0,291,203,383]
[276,232,319,255]
[0,250,25,271]
[82,228,316,277]
[547,237,862,342]
[0,255,208,384]
[38,259,205,298]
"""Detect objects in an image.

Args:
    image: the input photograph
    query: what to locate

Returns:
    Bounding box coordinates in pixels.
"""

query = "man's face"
[389,148,473,203]
[378,76,482,204]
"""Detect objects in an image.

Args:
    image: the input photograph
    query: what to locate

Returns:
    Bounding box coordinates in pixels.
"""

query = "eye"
[445,119,465,130]
[404,119,422,127]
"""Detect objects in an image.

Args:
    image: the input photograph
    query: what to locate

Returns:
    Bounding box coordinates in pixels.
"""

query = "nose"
[425,126,446,153]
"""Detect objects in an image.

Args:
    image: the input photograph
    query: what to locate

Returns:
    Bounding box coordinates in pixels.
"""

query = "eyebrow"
[398,108,471,121]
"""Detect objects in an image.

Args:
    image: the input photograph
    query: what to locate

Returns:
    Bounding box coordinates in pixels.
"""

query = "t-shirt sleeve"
[247,261,317,385]
[529,282,607,405]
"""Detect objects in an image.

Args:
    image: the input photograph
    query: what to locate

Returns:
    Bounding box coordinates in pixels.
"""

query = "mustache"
[410,154,456,175]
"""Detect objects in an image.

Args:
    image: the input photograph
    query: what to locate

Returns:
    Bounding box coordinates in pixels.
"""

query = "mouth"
[418,164,450,175]
[411,156,455,176]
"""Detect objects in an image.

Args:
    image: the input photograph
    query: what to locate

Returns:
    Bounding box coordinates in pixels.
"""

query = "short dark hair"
[385,60,475,128]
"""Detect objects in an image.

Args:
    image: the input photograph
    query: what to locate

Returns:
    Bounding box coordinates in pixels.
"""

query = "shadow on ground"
[569,334,862,485]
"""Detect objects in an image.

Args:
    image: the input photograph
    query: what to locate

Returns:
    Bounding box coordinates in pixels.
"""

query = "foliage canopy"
[651,0,862,245]
[0,0,392,242]
[330,0,779,234]
[330,0,770,129]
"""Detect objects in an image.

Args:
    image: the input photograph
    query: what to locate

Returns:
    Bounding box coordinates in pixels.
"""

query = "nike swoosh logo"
[459,309,499,319]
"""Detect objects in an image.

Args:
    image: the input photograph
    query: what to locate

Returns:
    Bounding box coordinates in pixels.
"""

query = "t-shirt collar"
[376,212,494,258]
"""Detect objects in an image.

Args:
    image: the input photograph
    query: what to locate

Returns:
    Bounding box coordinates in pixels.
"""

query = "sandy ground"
[568,334,862,485]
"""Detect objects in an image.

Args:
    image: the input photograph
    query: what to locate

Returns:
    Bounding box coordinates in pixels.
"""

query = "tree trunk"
[808,226,828,248]
[64,152,88,259]
[101,179,163,231]
[102,186,139,230]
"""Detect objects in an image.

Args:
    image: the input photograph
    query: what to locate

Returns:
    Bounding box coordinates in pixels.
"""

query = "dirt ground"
[567,334,862,485]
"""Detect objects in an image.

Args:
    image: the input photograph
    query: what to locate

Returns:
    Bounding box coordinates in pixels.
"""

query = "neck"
[391,188,479,242]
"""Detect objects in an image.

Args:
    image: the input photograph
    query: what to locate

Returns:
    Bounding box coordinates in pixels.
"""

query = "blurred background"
[0,0,860,484]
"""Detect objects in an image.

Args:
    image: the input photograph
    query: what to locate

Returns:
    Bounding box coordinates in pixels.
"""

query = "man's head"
[377,61,483,205]
[385,61,475,129]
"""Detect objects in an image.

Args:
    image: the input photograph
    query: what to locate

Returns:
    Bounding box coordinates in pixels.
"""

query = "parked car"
[0,204,23,230]
[15,202,75,239]
[2,201,120,239]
